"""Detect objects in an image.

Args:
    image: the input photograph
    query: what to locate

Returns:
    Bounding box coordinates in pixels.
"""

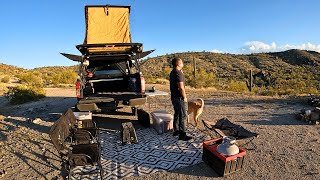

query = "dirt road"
[0,86,319,179]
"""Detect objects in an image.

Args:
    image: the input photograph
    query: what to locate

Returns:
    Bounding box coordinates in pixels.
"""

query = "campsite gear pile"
[202,118,259,176]
[297,107,320,125]
[48,109,103,179]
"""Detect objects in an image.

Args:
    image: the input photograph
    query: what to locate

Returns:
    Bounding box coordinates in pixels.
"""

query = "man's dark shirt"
[170,69,185,100]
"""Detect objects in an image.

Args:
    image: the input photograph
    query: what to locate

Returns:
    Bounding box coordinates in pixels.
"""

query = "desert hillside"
[141,49,320,95]
[1,49,320,95]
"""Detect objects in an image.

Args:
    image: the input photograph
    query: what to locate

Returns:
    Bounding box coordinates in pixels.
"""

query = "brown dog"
[187,98,204,126]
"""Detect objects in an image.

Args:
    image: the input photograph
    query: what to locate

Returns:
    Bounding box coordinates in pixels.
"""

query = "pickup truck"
[61,5,154,114]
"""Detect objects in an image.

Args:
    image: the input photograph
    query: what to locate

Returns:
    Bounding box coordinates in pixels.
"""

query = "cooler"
[150,110,173,134]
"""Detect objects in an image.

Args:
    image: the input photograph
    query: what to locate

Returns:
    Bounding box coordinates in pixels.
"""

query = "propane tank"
[75,80,81,100]
[216,136,239,156]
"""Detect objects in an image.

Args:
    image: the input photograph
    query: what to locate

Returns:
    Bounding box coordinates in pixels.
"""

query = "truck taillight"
[75,81,81,100]
[140,76,145,93]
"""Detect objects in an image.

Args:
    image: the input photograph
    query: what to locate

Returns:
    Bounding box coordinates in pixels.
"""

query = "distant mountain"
[31,65,78,77]
[0,63,27,76]
[140,49,320,94]
[1,49,319,95]
[0,63,78,86]
[0,63,78,77]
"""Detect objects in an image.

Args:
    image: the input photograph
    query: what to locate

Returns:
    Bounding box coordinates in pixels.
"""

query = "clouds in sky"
[241,41,320,53]
[211,49,223,53]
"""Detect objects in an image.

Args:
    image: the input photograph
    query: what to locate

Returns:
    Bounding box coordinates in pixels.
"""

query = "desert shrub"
[1,76,10,83]
[5,85,46,104]
[253,87,278,96]
[0,84,8,95]
[18,72,44,87]
[155,78,169,85]
[161,67,172,78]
[305,87,319,95]
[227,80,249,93]
[144,75,157,84]
[50,70,77,86]
[184,66,216,88]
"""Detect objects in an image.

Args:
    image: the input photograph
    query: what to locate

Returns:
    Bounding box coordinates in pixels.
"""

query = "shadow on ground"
[169,162,219,178]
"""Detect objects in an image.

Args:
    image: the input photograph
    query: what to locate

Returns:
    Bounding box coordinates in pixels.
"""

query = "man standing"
[170,57,192,141]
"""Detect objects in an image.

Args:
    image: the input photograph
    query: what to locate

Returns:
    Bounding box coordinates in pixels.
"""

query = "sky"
[0,0,320,69]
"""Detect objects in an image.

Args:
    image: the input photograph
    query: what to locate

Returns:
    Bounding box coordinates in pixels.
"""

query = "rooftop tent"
[61,4,154,61]
[83,5,134,53]
[85,5,131,44]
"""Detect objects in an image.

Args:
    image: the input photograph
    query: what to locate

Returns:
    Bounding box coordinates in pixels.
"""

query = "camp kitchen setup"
[49,4,259,179]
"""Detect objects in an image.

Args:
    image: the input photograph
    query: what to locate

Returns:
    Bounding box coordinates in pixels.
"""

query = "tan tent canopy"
[84,5,132,53]
[61,5,154,60]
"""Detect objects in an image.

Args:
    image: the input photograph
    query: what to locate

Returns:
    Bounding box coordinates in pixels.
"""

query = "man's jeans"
[171,98,188,134]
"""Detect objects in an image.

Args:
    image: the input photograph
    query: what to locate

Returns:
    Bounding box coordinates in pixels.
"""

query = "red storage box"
[202,138,246,176]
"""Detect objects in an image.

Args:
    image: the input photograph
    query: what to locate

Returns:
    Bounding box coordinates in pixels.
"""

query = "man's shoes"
[173,131,180,136]
[178,134,192,141]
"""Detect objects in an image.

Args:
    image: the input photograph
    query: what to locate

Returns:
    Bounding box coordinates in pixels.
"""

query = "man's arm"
[178,82,187,102]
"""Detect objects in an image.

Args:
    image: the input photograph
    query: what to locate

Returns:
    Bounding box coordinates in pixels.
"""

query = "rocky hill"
[140,49,320,95]
[0,63,27,77]
[1,49,319,95]
[0,63,78,86]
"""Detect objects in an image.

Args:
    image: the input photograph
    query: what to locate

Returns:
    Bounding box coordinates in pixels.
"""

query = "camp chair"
[49,113,103,179]
[202,118,259,146]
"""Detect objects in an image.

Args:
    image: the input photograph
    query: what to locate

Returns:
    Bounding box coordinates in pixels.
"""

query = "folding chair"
[202,118,259,146]
[49,110,103,179]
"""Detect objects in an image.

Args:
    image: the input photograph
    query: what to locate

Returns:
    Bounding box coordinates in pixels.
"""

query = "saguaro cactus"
[193,56,196,78]
[246,69,253,92]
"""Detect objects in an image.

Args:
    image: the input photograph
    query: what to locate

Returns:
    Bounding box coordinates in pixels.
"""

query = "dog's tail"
[198,98,204,108]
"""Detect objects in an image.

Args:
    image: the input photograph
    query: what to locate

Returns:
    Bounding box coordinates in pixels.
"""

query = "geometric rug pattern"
[72,126,208,179]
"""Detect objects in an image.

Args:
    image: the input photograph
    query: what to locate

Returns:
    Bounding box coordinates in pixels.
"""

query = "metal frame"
[76,43,143,56]
[49,109,103,179]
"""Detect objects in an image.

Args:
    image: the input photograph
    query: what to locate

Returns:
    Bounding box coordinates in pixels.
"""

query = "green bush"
[5,85,46,105]
[183,66,216,88]
[227,80,249,93]
[155,78,169,85]
[18,72,44,87]
[253,87,278,96]
[1,76,10,83]
[50,70,77,86]
[0,84,8,95]
[145,75,156,84]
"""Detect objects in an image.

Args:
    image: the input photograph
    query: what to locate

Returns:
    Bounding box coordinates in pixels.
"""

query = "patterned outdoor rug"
[71,126,209,179]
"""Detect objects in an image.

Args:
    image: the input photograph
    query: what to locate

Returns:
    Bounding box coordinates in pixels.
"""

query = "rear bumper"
[76,96,147,112]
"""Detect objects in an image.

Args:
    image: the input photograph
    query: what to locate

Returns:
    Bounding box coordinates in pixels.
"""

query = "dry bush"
[227,80,249,93]
[18,72,43,87]
[50,70,77,86]
[155,78,169,85]
[1,76,10,83]
[5,85,46,105]
[0,84,8,95]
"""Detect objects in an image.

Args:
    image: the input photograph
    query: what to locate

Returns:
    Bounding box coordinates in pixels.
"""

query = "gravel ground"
[0,86,319,180]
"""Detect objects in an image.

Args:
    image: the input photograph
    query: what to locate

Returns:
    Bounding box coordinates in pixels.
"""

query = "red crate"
[202,138,246,176]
